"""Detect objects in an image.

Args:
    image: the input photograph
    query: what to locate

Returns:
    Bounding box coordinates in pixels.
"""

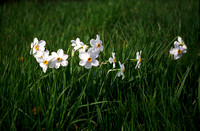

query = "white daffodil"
[34,50,49,63]
[49,49,68,69]
[30,38,46,55]
[169,45,187,60]
[71,38,88,52]
[135,51,142,69]
[174,36,187,49]
[79,49,99,69]
[90,35,103,53]
[118,61,125,80]
[108,52,116,68]
[38,52,53,73]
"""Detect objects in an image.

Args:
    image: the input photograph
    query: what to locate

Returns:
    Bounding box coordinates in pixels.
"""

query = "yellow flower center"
[87,57,92,62]
[96,43,101,48]
[179,43,183,46]
[177,49,181,54]
[40,55,43,58]
[113,58,116,63]
[34,45,39,50]
[57,57,61,61]
[139,58,142,63]
[43,60,48,65]
[123,68,125,72]
[81,46,84,49]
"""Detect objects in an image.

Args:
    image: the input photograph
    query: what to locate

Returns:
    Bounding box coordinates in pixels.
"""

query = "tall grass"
[0,0,199,130]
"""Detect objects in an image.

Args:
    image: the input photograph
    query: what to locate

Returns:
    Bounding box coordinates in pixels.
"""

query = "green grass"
[0,0,199,130]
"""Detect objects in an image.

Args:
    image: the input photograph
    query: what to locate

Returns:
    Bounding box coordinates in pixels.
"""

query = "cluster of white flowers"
[71,35,103,69]
[169,36,187,60]
[30,35,187,80]
[30,38,68,73]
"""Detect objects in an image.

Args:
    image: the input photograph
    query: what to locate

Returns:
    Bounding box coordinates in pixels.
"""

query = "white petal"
[55,63,60,69]
[62,54,68,60]
[76,38,80,42]
[31,42,34,48]
[113,63,116,68]
[182,48,187,54]
[122,73,125,80]
[118,71,121,77]
[33,49,37,54]
[57,49,64,56]
[109,58,113,63]
[96,35,100,40]
[39,40,46,47]
[49,61,56,68]
[39,46,45,52]
[79,52,88,60]
[119,61,122,67]
[79,60,86,66]
[42,66,48,73]
[169,48,178,55]
[90,39,97,47]
[112,52,115,58]
[174,41,179,48]
[92,60,99,66]
[51,52,57,57]
[61,61,68,67]
[34,38,38,45]
[84,62,92,69]
[178,36,182,43]
[40,63,45,68]
[174,54,182,60]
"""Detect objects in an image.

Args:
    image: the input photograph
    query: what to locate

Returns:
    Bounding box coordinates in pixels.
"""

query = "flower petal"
[57,49,64,56]
[84,62,92,69]
[92,60,99,66]
[109,58,113,63]
[39,40,46,47]
[79,60,86,66]
[169,48,178,55]
[90,39,96,47]
[61,61,68,67]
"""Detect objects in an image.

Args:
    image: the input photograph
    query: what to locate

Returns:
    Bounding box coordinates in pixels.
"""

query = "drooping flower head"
[170,37,187,60]
[79,49,99,69]
[135,50,142,69]
[169,45,187,60]
[109,52,117,68]
[71,38,88,52]
[49,49,68,69]
[90,35,103,53]
[30,38,46,55]
[174,36,187,48]
[118,61,125,80]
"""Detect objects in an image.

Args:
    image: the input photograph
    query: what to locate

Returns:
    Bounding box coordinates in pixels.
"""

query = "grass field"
[0,0,199,130]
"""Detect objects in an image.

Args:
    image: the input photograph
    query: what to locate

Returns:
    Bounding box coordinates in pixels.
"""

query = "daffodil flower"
[49,49,68,69]
[38,52,53,73]
[108,52,116,68]
[169,45,187,60]
[90,35,103,53]
[34,50,49,63]
[30,38,46,55]
[71,38,88,52]
[118,61,125,80]
[135,51,142,69]
[174,36,187,49]
[79,49,99,69]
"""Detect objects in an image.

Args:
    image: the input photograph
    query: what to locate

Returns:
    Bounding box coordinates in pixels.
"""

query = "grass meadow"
[0,0,199,130]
